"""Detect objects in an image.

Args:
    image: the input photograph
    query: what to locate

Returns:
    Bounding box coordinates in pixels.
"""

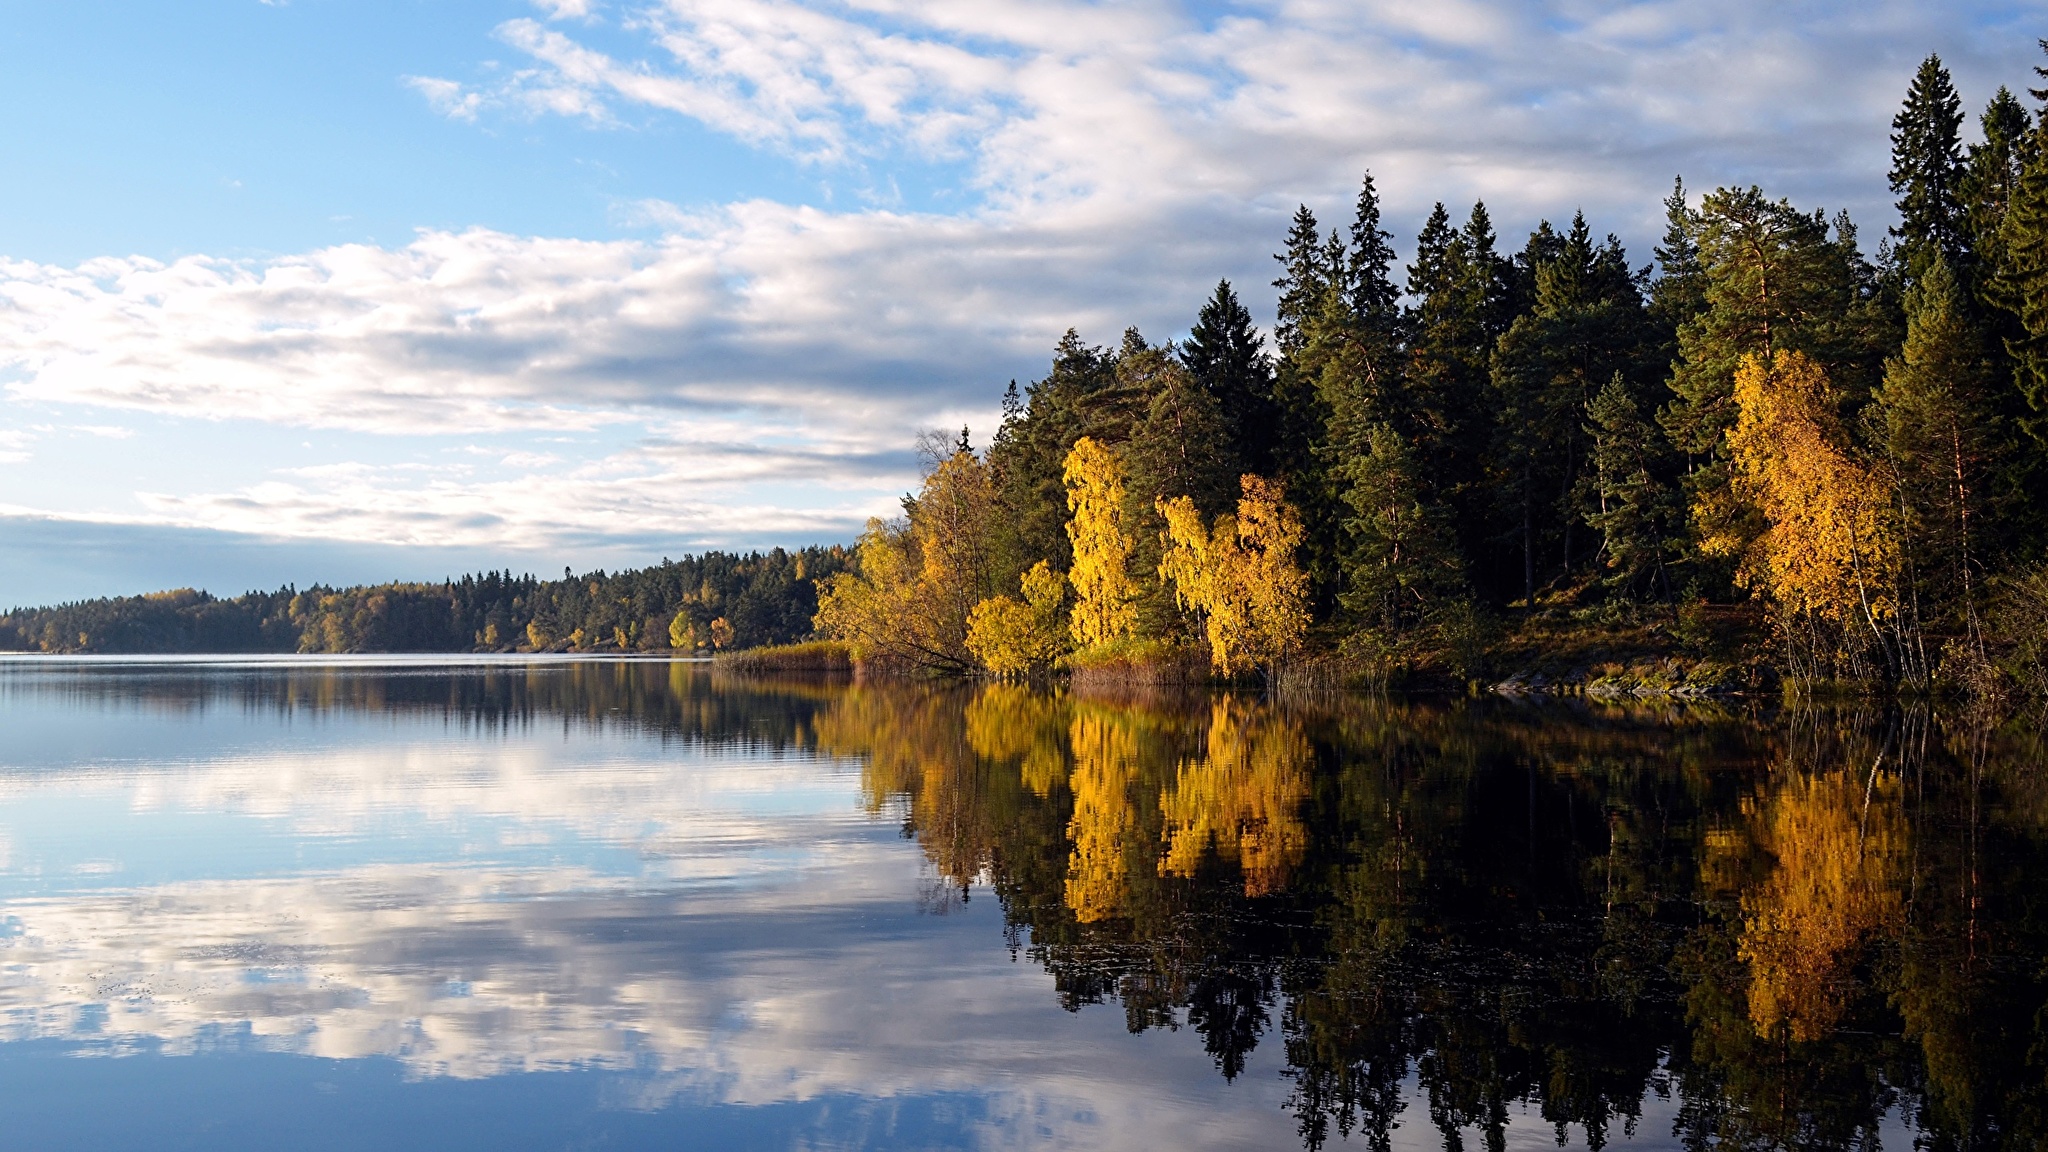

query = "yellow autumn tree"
[1064,708,1140,923]
[1738,768,1905,1043]
[1706,351,1900,674]
[1063,437,1140,649]
[815,445,1004,672]
[1158,698,1312,897]
[1157,474,1310,675]
[965,560,1068,675]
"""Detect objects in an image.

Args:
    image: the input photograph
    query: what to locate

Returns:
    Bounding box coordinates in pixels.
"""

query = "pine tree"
[1336,424,1466,634]
[1182,280,1277,473]
[1963,88,2031,295]
[1889,55,1969,284]
[1490,214,1653,604]
[1876,255,1999,654]
[1659,187,1876,593]
[1994,120,2048,447]
[1584,375,1680,601]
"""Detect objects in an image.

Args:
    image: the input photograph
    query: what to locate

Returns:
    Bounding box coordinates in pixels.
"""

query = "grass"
[715,640,854,675]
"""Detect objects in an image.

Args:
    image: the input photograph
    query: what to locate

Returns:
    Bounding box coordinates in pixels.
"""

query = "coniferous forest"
[11,51,2048,700]
[0,548,847,656]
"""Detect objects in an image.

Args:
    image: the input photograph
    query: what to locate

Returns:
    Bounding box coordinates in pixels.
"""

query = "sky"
[0,0,2040,607]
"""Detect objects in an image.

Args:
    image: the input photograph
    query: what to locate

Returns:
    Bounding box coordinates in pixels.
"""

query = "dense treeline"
[819,49,2048,697]
[0,548,848,655]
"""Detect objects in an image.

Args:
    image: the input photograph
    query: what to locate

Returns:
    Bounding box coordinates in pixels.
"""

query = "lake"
[0,656,2039,1151]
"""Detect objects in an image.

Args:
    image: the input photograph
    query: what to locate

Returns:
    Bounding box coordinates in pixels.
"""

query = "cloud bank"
[0,0,2032,590]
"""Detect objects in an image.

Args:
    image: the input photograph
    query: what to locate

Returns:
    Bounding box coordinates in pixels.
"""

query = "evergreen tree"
[1182,280,1277,473]
[1659,188,1882,594]
[987,330,1120,575]
[1346,171,1402,333]
[1649,178,1707,334]
[1875,256,2000,650]
[1274,205,1329,356]
[1405,202,1508,591]
[1584,375,1680,601]
[1962,88,2032,297]
[1992,115,2048,450]
[1272,208,1350,598]
[1889,55,1969,284]
[1124,347,1241,636]
[1490,214,1653,604]
[1336,424,1467,634]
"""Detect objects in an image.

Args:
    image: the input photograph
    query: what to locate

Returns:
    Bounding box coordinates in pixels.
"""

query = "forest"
[0,547,846,655]
[816,49,2048,698]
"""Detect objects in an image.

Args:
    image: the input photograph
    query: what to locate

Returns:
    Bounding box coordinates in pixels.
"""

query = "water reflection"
[0,659,2043,1150]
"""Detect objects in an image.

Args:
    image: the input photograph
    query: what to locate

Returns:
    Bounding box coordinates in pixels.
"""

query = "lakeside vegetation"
[817,50,2048,700]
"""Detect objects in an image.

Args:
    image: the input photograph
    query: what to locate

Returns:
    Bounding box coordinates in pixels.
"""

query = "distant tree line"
[0,548,848,655]
[818,49,2048,694]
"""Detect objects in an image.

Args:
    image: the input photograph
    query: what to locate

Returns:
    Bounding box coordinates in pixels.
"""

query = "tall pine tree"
[1182,280,1277,474]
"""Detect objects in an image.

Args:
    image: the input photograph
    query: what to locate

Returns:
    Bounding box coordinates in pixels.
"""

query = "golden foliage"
[814,449,1003,672]
[1063,437,1141,648]
[963,682,1069,797]
[667,609,696,651]
[1708,351,1899,629]
[1738,769,1904,1043]
[1064,709,1141,923]
[965,560,1068,675]
[1158,699,1312,897]
[1157,474,1311,674]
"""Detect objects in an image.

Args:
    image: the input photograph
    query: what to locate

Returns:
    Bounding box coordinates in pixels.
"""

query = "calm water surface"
[0,656,2041,1150]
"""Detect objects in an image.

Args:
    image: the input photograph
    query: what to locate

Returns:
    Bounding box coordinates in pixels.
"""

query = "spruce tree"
[1346,172,1402,333]
[1406,202,1508,596]
[1337,424,1466,635]
[1273,205,1328,356]
[1584,374,1679,601]
[1993,120,2048,448]
[1649,178,1707,333]
[1490,215,1653,604]
[1963,88,2031,293]
[1876,255,2000,646]
[1182,280,1277,474]
[1889,54,1969,284]
[1123,348,1240,638]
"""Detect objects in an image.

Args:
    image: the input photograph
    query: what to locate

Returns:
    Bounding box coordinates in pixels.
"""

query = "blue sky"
[0,0,2041,606]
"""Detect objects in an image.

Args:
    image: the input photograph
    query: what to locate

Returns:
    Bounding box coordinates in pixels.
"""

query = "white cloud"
[4,0,2033,562]
[403,75,485,122]
[533,0,596,19]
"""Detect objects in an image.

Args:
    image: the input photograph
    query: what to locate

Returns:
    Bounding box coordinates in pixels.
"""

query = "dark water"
[0,657,2042,1151]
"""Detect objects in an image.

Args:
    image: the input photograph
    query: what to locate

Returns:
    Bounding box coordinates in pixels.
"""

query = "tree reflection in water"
[817,680,2048,1152]
[24,662,2042,1150]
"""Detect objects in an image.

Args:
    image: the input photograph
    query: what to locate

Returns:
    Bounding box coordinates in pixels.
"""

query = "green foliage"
[1585,373,1682,600]
[1335,424,1465,634]
[1182,279,1277,474]
[1874,255,2002,655]
[1890,54,1969,283]
[0,551,846,655]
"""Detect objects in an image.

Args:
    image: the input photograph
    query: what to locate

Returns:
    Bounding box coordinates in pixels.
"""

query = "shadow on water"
[4,658,2047,1150]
